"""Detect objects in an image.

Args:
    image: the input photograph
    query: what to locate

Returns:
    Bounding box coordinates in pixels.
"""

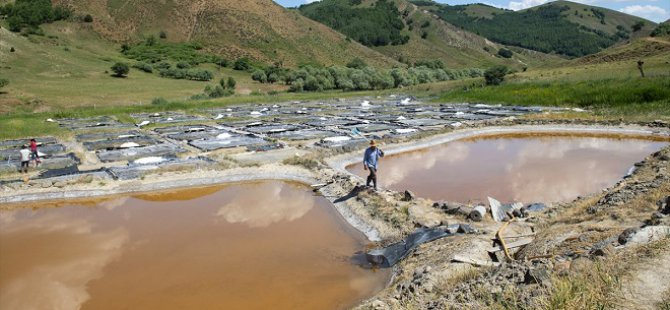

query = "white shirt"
[20,149,31,162]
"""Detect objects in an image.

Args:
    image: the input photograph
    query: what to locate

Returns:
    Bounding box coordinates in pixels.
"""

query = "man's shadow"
[333,185,366,203]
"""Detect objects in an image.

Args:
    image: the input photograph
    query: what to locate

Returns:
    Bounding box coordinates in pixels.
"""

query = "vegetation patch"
[299,0,409,47]
[438,76,670,118]
[431,3,629,57]
[0,0,71,33]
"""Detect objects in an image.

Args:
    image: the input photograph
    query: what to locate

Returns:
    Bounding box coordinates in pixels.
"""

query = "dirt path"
[619,249,670,310]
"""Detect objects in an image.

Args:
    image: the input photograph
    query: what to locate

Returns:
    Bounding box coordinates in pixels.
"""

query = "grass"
[437,76,670,120]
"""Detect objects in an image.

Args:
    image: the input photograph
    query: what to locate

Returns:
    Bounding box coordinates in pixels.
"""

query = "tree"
[0,78,9,89]
[111,62,130,77]
[346,58,367,69]
[497,48,513,58]
[227,77,236,89]
[83,14,93,23]
[484,65,508,85]
[251,70,267,83]
[632,21,645,32]
[146,35,157,46]
[233,58,251,71]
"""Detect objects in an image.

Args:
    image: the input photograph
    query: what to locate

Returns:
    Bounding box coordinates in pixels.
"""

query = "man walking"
[19,145,31,173]
[363,140,384,190]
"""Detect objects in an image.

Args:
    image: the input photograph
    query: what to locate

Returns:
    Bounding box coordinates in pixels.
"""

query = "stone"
[618,227,639,245]
[658,196,670,214]
[403,190,415,201]
[590,243,615,257]
[524,267,551,287]
[54,181,67,188]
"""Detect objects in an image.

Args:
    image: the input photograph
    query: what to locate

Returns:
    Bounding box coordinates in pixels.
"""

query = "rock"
[403,190,415,201]
[524,267,551,287]
[591,243,615,257]
[626,226,670,246]
[371,300,388,310]
[54,181,67,188]
[618,228,639,245]
[658,196,670,214]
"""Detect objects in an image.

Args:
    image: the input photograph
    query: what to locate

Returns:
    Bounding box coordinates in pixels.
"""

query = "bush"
[159,68,213,81]
[484,65,508,85]
[10,47,15,53]
[208,85,230,98]
[0,78,9,89]
[83,14,93,23]
[215,57,229,68]
[251,69,268,83]
[233,57,252,71]
[111,62,130,77]
[176,62,191,69]
[497,48,513,58]
[155,62,171,70]
[219,78,227,89]
[3,0,71,32]
[151,97,168,105]
[132,62,153,73]
[159,30,167,39]
[632,21,645,32]
[346,58,368,69]
[146,35,157,46]
[227,77,236,89]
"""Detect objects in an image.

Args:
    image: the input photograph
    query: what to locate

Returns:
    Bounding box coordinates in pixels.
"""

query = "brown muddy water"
[349,134,669,203]
[0,181,389,310]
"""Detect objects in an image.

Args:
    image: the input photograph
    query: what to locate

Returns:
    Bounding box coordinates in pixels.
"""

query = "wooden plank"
[452,255,501,267]
[487,238,534,253]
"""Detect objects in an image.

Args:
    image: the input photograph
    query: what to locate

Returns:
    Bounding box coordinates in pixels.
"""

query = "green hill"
[413,0,656,57]
[299,0,562,69]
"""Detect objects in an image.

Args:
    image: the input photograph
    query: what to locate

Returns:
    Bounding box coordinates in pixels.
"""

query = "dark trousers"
[366,167,377,188]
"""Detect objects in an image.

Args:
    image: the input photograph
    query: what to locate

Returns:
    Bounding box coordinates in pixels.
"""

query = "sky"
[274,0,670,23]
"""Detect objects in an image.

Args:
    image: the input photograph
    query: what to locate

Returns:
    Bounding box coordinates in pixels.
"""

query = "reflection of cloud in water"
[98,197,129,211]
[384,142,470,186]
[506,137,658,202]
[216,182,314,228]
[0,213,128,310]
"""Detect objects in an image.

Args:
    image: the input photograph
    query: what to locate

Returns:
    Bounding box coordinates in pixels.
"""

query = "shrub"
[0,78,9,89]
[145,35,157,46]
[155,62,171,70]
[219,78,227,89]
[233,57,252,71]
[346,58,367,69]
[497,48,513,58]
[151,97,168,105]
[632,21,645,32]
[10,47,15,53]
[215,57,229,68]
[484,65,508,85]
[83,14,93,23]
[208,85,228,98]
[227,77,236,89]
[132,62,153,73]
[176,62,191,69]
[159,30,167,39]
[111,62,130,77]
[251,69,268,83]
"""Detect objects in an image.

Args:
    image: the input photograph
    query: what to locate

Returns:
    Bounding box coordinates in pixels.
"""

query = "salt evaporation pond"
[349,133,669,203]
[0,181,389,310]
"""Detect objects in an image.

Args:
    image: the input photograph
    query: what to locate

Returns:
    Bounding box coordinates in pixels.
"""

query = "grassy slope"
[550,1,656,36]
[298,0,562,69]
[436,37,670,121]
[375,0,563,69]
[0,25,288,112]
[53,0,398,68]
